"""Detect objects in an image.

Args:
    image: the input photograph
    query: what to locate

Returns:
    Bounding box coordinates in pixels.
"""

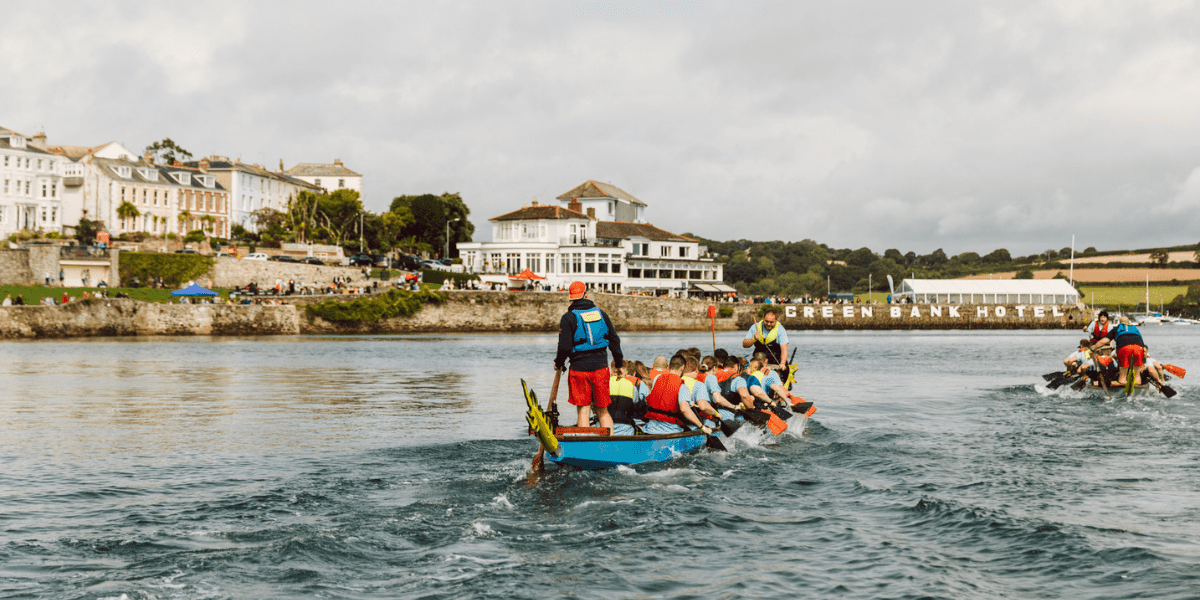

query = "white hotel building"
[458,181,731,296]
[0,127,69,237]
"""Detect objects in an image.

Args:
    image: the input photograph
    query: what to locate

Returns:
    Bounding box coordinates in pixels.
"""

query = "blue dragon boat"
[523,378,718,471]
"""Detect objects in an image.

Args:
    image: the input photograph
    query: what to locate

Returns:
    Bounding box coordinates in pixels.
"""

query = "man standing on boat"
[1091,316,1165,387]
[556,281,624,430]
[743,308,789,372]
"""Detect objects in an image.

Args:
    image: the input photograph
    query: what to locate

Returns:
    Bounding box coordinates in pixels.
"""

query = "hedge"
[305,288,444,322]
[120,252,214,287]
[419,269,480,285]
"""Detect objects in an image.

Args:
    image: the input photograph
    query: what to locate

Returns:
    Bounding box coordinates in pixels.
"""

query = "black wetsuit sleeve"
[603,310,623,367]
[555,312,575,370]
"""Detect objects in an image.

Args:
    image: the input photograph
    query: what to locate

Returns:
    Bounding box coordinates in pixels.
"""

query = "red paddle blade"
[790,397,806,407]
[765,412,788,436]
[1164,364,1186,379]
[802,405,817,418]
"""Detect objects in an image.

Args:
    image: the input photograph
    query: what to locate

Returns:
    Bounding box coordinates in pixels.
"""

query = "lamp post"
[445,217,461,259]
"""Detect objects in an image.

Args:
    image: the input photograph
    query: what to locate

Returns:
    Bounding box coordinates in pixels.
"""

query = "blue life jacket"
[1112,323,1144,349]
[571,308,610,353]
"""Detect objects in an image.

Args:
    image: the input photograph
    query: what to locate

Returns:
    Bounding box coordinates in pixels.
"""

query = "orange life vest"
[645,373,685,426]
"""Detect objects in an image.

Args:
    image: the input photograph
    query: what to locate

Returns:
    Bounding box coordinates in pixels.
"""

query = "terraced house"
[184,157,322,233]
[0,127,68,238]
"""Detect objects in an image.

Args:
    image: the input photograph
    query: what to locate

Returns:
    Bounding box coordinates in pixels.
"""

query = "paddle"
[1164,364,1186,379]
[704,426,727,451]
[1047,374,1077,390]
[1043,371,1066,382]
[528,369,562,483]
[1148,376,1178,398]
[791,400,817,418]
[1095,359,1112,399]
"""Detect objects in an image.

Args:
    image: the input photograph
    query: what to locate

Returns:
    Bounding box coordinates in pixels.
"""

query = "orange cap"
[569,281,586,299]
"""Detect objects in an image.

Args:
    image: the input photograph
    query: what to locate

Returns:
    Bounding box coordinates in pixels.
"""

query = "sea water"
[1,329,1199,599]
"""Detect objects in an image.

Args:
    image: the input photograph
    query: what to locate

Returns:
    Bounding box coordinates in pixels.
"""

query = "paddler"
[682,356,722,427]
[608,360,639,435]
[742,307,789,377]
[1084,310,1116,350]
[555,281,624,431]
[649,356,668,379]
[703,356,742,419]
[1063,339,1093,375]
[1090,316,1164,388]
[751,352,793,404]
[643,354,713,435]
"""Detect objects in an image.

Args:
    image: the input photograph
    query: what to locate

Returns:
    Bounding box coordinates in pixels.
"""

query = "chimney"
[586,207,596,218]
[279,159,284,172]
[199,158,209,172]
[172,159,182,167]
[568,198,583,213]
[143,152,154,165]
[31,132,46,148]
[531,198,539,206]
[334,158,343,166]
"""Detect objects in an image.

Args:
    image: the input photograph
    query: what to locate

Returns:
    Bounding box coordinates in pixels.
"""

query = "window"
[611,261,620,274]
[689,270,701,279]
[546,253,555,273]
[121,187,126,201]
[674,270,686,279]
[628,268,641,278]
[2,179,7,193]
[660,245,670,257]
[585,253,595,273]
[561,254,570,274]
[2,156,7,166]
[24,180,30,195]
[41,209,47,222]
[608,201,614,215]
[314,178,321,187]
[570,224,578,244]
[679,247,688,258]
[142,189,148,205]
[41,182,47,197]
[338,179,345,188]
[50,184,56,198]
[572,253,582,273]
[154,190,159,205]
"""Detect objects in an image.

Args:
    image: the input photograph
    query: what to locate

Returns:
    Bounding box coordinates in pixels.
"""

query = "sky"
[4,0,1200,255]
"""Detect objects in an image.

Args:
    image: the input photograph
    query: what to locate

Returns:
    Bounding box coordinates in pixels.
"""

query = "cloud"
[3,1,1200,255]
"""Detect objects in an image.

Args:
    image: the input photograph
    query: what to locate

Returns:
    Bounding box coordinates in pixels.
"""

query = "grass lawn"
[0,285,232,305]
[1077,285,1188,310]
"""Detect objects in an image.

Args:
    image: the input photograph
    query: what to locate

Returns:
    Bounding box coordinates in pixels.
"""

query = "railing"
[60,247,112,260]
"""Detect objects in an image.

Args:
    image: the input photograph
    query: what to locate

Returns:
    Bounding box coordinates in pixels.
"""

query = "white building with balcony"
[0,127,69,238]
[185,157,322,233]
[458,183,729,296]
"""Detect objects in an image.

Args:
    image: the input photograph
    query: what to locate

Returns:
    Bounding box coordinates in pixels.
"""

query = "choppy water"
[2,329,1200,599]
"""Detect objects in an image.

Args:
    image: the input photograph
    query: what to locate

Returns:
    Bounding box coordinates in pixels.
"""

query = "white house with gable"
[458,181,729,296]
[0,127,70,237]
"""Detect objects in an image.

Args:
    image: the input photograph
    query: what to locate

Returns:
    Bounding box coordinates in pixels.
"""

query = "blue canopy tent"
[171,283,219,297]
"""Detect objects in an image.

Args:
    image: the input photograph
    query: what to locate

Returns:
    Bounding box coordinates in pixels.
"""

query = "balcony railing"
[60,247,112,260]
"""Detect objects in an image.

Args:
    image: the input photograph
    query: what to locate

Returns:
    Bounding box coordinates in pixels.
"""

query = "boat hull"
[546,430,710,469]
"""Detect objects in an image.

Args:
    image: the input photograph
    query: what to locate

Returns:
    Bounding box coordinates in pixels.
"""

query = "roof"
[898,279,1080,295]
[90,156,229,192]
[285,162,361,177]
[490,205,592,221]
[184,159,322,190]
[596,221,693,242]
[556,180,647,206]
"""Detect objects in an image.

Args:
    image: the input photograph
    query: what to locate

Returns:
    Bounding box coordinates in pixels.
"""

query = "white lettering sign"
[995,306,1007,317]
[804,306,815,318]
[842,306,854,318]
[949,306,960,317]
[891,306,901,318]
[1034,306,1045,318]
[785,306,797,318]
[1016,306,1026,317]
[822,306,834,318]
[930,305,943,317]
[1052,306,1063,317]
[911,307,921,318]
[976,306,988,317]
[861,306,873,318]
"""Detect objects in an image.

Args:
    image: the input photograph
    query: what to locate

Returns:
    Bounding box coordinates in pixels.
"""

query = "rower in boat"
[1091,316,1166,388]
[681,356,722,428]
[643,354,714,436]
[608,360,641,435]
[1063,339,1094,376]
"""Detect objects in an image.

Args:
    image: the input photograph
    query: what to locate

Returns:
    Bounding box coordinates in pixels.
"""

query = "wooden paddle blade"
[705,433,727,451]
[802,404,817,418]
[1043,371,1065,381]
[1164,364,1186,379]
[769,404,792,421]
[1070,377,1088,391]
[742,409,770,427]
[1160,384,1178,398]
[791,401,813,414]
[1047,375,1073,390]
[720,419,741,437]
[765,412,788,435]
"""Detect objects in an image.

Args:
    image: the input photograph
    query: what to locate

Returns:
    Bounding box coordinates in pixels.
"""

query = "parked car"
[421,259,451,272]
[348,254,374,267]
[437,258,453,266]
[216,252,236,258]
[370,254,391,268]
[300,257,324,265]
[244,253,269,261]
[268,255,299,262]
[174,249,201,254]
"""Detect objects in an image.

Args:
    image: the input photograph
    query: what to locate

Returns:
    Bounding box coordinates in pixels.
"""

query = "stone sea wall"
[206,259,371,288]
[0,292,1089,340]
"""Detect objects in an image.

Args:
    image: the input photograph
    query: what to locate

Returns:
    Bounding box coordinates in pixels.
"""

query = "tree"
[144,138,193,164]
[1015,268,1034,279]
[1083,246,1097,255]
[117,201,140,231]
[390,192,474,257]
[845,247,877,268]
[883,248,904,263]
[75,218,104,245]
[1149,249,1169,266]
[982,248,1011,264]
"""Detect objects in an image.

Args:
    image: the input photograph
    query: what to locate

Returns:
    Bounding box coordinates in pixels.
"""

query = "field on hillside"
[1076,285,1187,309]
[1066,250,1196,265]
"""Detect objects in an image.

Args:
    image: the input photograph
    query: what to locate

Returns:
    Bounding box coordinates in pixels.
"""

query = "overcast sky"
[4,1,1200,255]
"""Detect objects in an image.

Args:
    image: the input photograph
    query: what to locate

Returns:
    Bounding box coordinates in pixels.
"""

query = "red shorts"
[1116,345,1145,368]
[568,367,611,408]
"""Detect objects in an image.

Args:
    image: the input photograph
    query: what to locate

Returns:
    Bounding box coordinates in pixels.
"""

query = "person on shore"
[1063,339,1093,375]
[743,307,789,371]
[555,281,623,431]
[643,354,712,435]
[2,294,10,307]
[1091,316,1164,387]
[1084,310,1116,349]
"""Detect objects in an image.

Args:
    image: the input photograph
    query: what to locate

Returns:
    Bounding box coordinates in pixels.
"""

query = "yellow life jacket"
[609,375,634,399]
[754,320,780,344]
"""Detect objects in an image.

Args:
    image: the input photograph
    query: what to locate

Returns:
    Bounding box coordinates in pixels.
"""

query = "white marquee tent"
[896,279,1080,305]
